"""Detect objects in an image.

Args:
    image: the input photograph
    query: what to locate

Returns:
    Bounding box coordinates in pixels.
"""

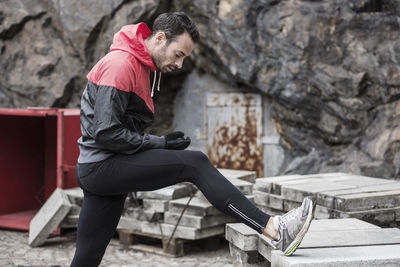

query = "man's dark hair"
[150,12,200,44]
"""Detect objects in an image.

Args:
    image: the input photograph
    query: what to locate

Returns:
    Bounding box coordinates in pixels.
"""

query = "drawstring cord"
[151,71,162,97]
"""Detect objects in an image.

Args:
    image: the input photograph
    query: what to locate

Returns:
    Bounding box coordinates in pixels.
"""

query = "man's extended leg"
[78,149,271,234]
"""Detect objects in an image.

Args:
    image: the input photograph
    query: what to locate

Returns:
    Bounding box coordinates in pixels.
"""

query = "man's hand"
[164,131,191,150]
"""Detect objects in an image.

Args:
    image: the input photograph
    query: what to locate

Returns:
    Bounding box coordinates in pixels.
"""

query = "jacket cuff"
[148,134,166,149]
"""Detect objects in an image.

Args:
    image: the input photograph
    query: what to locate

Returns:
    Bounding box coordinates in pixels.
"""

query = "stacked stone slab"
[60,169,257,242]
[118,182,196,233]
[226,218,400,266]
[142,171,256,240]
[253,172,400,227]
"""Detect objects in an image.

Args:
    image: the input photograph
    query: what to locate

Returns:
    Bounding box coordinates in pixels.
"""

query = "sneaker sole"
[284,198,316,256]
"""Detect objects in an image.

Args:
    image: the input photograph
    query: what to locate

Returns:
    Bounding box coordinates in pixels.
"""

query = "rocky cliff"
[1,0,400,178]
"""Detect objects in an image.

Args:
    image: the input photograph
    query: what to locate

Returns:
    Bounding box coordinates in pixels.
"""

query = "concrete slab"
[315,205,400,225]
[257,234,274,261]
[254,175,304,194]
[281,180,356,202]
[229,243,270,267]
[257,218,389,262]
[136,183,195,200]
[254,173,349,195]
[316,182,400,211]
[64,187,83,206]
[143,210,164,222]
[143,199,169,213]
[256,204,285,217]
[227,177,253,195]
[117,216,142,232]
[164,211,235,229]
[68,204,81,216]
[283,198,301,212]
[218,168,257,184]
[326,175,395,187]
[123,206,147,221]
[271,245,400,267]
[300,228,400,248]
[308,218,380,232]
[253,190,270,207]
[254,190,284,210]
[169,195,254,217]
[141,221,225,240]
[225,223,259,251]
[333,191,400,212]
[29,188,72,247]
[59,215,78,228]
[168,197,221,216]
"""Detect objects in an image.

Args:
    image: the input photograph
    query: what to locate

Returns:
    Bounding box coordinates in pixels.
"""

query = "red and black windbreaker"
[77,23,165,163]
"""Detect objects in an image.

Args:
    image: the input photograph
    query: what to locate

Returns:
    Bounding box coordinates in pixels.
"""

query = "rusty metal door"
[207,92,263,177]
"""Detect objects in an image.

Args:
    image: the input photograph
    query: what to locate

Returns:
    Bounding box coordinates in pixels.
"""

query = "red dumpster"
[0,107,81,230]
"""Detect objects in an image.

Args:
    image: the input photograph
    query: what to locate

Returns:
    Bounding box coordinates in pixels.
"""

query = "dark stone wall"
[1,0,400,178]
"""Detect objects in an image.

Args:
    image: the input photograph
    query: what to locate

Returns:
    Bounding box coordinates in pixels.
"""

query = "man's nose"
[176,58,184,69]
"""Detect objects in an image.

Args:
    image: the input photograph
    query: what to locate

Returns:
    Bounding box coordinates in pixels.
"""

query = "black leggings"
[71,149,270,267]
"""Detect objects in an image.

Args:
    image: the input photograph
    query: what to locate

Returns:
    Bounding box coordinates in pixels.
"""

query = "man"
[71,12,316,266]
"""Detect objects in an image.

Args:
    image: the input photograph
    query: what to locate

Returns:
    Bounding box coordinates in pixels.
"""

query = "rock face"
[1,0,400,178]
[176,0,400,179]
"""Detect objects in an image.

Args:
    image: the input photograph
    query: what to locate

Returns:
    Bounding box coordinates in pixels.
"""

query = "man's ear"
[155,31,167,45]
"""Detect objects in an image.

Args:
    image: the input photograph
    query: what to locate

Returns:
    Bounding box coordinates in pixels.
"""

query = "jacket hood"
[110,23,157,72]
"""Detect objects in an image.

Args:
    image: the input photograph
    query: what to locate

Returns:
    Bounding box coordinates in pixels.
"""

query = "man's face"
[152,31,194,73]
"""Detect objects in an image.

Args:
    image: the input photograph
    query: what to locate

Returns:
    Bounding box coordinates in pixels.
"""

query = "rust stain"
[208,105,263,177]
[233,96,240,104]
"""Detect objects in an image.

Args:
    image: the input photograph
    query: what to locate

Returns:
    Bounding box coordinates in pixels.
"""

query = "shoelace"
[279,206,300,229]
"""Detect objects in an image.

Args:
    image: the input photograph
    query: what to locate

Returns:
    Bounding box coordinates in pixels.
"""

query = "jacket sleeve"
[92,85,165,154]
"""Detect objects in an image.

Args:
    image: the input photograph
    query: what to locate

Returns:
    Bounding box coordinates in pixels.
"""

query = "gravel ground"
[0,229,241,267]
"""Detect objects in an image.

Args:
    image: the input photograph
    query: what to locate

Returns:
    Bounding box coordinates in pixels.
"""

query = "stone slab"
[140,221,225,240]
[315,205,400,226]
[218,168,257,183]
[195,177,253,202]
[143,210,164,222]
[117,216,142,232]
[68,204,81,216]
[281,180,356,203]
[316,182,400,211]
[257,234,274,261]
[136,183,195,200]
[307,218,380,232]
[59,214,78,228]
[271,245,400,267]
[300,228,400,248]
[256,204,285,217]
[228,177,254,195]
[325,175,395,187]
[168,196,221,216]
[123,206,147,221]
[143,199,169,213]
[254,190,284,210]
[64,187,83,206]
[253,175,305,194]
[257,220,400,262]
[169,195,254,217]
[225,223,259,251]
[29,188,72,247]
[229,243,270,267]
[254,173,349,195]
[333,190,400,212]
[164,211,235,229]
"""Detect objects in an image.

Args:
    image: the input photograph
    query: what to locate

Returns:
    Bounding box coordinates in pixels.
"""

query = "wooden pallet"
[117,229,224,257]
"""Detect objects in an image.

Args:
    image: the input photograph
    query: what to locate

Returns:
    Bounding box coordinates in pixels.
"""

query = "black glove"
[164,131,191,150]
